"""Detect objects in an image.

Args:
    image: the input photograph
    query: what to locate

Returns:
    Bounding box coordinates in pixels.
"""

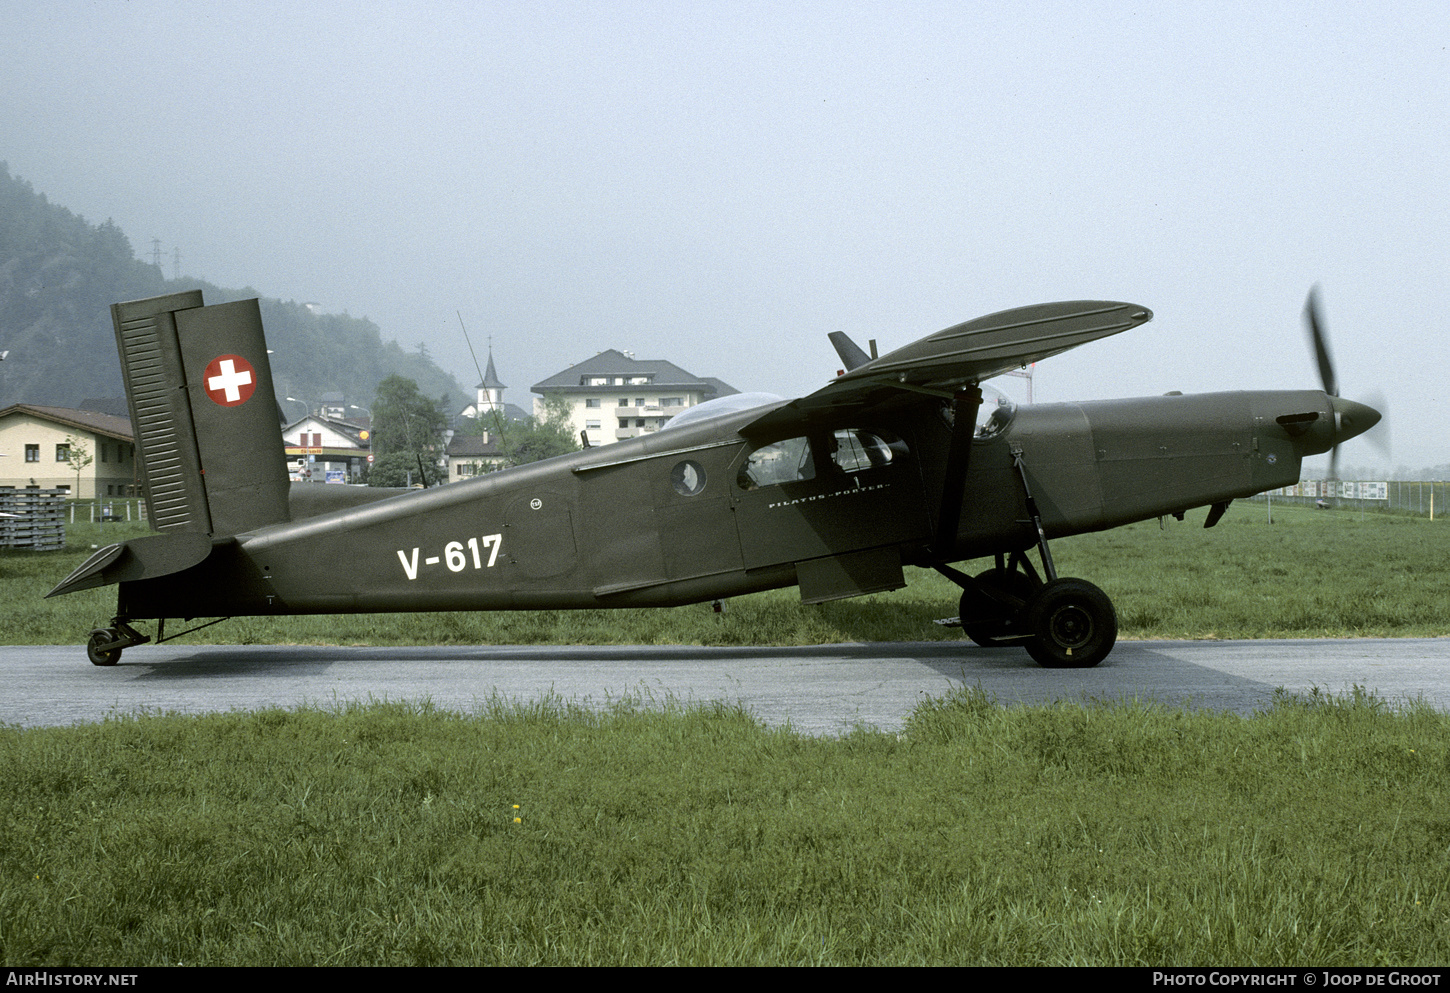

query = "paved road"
[5,638,1448,735]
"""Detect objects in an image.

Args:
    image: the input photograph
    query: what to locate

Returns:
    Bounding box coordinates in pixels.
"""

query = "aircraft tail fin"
[113,291,291,536]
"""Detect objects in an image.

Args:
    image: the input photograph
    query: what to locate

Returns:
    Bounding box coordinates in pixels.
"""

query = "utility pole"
[150,238,163,269]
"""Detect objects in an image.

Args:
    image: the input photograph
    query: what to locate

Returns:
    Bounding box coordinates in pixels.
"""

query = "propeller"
[1303,286,1337,400]
[1302,286,1388,478]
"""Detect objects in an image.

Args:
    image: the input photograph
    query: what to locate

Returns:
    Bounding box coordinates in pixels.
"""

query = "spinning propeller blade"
[1302,286,1387,479]
[1304,286,1337,400]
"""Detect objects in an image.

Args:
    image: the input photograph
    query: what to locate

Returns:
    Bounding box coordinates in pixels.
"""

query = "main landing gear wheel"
[87,628,121,667]
[1024,578,1117,669]
[962,568,1039,648]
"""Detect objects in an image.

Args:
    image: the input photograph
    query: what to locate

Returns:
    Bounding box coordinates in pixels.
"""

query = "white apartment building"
[531,349,737,448]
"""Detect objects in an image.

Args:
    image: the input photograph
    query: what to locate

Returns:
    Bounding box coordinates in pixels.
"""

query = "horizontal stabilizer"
[47,532,217,598]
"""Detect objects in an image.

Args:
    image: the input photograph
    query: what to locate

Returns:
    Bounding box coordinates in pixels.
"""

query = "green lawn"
[2,688,1446,965]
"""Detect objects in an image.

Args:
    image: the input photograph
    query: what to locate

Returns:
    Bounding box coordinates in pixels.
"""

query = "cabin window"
[738,428,906,491]
[829,429,901,473]
[737,436,816,489]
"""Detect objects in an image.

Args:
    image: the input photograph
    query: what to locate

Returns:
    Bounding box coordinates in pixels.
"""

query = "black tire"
[1023,578,1117,668]
[961,568,1039,648]
[87,628,121,667]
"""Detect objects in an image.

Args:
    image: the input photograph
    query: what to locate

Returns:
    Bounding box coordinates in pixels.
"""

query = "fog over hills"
[0,163,466,417]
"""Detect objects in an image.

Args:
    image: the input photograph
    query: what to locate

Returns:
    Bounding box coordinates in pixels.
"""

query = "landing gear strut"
[936,443,1120,668]
[82,616,232,666]
[85,621,150,666]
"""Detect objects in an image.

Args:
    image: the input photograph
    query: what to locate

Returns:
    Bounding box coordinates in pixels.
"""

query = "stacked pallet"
[0,488,67,551]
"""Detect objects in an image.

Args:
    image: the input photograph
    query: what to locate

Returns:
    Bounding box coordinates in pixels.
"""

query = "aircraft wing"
[743,300,1152,437]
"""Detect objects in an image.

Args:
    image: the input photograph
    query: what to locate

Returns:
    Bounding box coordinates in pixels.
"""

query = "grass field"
[3,503,1448,965]
[1,688,1447,966]
[4,502,1448,647]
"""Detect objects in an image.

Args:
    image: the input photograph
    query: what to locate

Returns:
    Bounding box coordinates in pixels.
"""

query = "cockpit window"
[940,384,1016,440]
[658,391,785,432]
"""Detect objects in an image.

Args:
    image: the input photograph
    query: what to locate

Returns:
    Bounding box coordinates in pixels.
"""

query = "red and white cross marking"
[203,354,257,406]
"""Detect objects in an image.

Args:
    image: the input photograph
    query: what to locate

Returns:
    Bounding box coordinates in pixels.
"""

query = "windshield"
[658,392,785,432]
[975,384,1016,439]
[940,383,1016,439]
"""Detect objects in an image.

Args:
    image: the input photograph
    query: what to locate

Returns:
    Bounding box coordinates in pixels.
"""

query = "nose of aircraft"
[1331,395,1381,445]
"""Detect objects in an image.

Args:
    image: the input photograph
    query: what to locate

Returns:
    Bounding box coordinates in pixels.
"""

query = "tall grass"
[1,687,1446,965]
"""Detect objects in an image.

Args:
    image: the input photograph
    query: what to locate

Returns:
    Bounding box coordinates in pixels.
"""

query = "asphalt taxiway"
[4,638,1447,735]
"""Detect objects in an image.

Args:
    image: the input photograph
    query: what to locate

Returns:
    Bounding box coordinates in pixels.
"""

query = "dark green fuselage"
[112,387,1329,621]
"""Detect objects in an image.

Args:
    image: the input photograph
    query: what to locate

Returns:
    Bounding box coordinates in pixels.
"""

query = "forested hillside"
[0,163,464,413]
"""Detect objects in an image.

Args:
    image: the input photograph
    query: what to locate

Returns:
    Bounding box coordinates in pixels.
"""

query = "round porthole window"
[671,460,707,496]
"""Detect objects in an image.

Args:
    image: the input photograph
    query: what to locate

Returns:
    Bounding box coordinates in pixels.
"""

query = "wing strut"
[933,385,983,554]
[1010,445,1058,583]
[933,388,1059,584]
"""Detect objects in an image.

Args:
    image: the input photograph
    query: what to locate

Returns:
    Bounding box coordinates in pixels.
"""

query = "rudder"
[114,291,291,536]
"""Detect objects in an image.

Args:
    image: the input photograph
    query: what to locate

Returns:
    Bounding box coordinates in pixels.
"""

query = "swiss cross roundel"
[203,354,257,406]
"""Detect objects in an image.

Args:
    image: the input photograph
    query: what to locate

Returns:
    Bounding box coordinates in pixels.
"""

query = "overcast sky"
[2,1,1443,470]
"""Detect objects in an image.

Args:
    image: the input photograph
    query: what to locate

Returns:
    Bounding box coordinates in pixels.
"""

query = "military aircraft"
[52,288,1380,668]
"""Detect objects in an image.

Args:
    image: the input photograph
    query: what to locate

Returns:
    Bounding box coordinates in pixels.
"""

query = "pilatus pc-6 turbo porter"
[53,289,1380,668]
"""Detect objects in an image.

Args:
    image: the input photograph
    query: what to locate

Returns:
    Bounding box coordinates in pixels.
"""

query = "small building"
[531,350,738,448]
[445,432,506,480]
[283,412,371,482]
[0,404,138,499]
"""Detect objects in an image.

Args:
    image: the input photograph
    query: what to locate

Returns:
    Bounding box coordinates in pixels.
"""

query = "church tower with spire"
[475,347,506,416]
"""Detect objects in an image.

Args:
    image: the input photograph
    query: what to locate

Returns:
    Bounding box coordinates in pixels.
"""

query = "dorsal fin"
[827,331,872,372]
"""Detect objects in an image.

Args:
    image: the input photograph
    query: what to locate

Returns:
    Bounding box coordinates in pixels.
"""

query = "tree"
[61,435,93,496]
[365,450,445,488]
[366,376,448,488]
[493,394,579,468]
[370,375,447,458]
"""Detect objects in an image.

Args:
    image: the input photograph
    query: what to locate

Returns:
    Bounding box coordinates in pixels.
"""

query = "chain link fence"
[1248,480,1450,518]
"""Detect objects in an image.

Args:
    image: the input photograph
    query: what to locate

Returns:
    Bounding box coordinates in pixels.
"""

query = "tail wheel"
[87,628,122,667]
[1024,578,1117,668]
[961,568,1039,648]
